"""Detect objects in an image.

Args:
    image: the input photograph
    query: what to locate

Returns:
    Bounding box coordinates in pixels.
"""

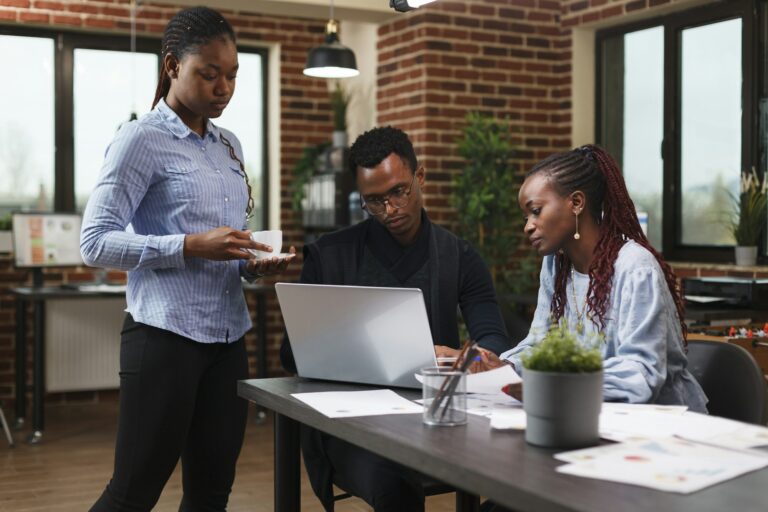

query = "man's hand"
[246,246,297,277]
[184,227,271,261]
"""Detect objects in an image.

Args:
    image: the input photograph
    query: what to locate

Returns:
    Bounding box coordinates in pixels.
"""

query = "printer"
[683,276,768,309]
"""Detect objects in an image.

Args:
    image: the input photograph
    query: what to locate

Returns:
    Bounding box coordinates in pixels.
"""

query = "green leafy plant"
[522,320,603,373]
[452,112,535,294]
[290,142,330,212]
[0,212,11,231]
[329,82,350,132]
[728,169,768,246]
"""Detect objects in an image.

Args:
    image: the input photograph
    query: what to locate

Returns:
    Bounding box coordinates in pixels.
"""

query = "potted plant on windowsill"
[521,320,603,449]
[729,170,767,267]
[0,213,13,253]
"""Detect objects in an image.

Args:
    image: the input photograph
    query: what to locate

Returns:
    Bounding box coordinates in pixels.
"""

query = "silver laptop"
[275,283,438,389]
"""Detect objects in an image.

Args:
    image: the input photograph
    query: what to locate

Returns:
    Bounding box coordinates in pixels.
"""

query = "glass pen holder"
[421,366,467,427]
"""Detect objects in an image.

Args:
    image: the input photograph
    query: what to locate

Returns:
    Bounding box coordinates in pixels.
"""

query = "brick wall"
[0,0,332,408]
[376,0,571,226]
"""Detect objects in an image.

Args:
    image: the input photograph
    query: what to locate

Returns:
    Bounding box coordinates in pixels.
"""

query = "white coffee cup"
[249,230,282,259]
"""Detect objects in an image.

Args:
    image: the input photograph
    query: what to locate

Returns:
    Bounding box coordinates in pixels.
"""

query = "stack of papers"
[555,437,768,493]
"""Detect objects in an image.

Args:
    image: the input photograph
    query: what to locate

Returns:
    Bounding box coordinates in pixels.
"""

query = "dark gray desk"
[13,283,274,443]
[238,377,768,512]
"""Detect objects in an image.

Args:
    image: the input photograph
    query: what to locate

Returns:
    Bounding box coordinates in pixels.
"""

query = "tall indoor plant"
[729,169,767,266]
[522,321,603,449]
[452,112,535,295]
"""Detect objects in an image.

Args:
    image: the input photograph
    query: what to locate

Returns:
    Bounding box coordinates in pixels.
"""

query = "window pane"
[0,35,54,215]
[217,51,265,230]
[623,27,664,249]
[74,49,158,211]
[680,19,742,245]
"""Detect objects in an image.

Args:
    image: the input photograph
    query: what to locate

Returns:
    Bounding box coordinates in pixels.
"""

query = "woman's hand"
[468,347,508,374]
[184,227,271,260]
[247,246,297,277]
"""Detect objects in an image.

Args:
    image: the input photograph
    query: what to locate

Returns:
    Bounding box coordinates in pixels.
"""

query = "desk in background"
[238,377,768,512]
[13,283,274,443]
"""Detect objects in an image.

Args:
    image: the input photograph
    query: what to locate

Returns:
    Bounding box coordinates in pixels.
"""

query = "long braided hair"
[152,7,254,218]
[530,145,687,342]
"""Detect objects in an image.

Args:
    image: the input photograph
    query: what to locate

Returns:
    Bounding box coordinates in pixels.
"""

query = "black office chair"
[686,340,768,425]
[334,475,480,512]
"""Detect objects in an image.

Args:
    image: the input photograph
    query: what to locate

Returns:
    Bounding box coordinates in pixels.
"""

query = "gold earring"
[574,211,581,240]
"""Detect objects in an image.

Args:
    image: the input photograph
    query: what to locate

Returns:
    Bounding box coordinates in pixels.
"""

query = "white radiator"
[45,298,126,392]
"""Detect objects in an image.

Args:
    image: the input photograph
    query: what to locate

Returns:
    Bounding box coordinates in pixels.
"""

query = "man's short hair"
[348,126,418,176]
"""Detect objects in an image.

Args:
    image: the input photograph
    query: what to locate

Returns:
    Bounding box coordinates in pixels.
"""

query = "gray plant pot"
[523,368,603,449]
[735,245,758,266]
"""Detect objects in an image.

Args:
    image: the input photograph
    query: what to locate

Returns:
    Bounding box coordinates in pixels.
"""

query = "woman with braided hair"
[474,145,707,412]
[81,7,294,511]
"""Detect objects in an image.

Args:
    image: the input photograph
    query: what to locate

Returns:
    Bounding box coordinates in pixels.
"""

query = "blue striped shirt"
[81,99,254,343]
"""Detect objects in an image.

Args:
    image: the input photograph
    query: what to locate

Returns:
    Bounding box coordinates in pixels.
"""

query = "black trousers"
[323,435,425,512]
[91,315,249,512]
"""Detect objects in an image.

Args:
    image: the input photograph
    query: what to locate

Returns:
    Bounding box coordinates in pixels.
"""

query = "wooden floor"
[0,403,455,511]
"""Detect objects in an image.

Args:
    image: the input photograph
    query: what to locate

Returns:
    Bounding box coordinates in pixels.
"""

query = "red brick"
[19,11,48,22]
[67,3,98,14]
[0,0,28,7]
[33,1,63,9]
[0,10,16,20]
[53,14,83,26]
[601,5,624,18]
[85,18,116,29]
[626,0,648,12]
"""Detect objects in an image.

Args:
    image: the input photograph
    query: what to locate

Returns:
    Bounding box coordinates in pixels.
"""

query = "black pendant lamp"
[303,0,359,79]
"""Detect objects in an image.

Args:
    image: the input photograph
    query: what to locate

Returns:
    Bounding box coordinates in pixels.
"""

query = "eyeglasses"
[360,172,418,216]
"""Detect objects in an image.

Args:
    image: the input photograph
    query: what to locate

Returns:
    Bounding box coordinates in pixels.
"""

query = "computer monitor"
[11,212,83,269]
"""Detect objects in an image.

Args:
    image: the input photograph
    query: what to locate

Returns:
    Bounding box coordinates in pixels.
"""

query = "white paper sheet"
[291,389,423,418]
[600,409,768,449]
[490,408,527,430]
[415,392,521,418]
[414,365,521,395]
[555,437,768,493]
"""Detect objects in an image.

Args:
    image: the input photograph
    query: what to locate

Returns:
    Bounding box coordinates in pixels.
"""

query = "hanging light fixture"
[390,0,438,12]
[303,0,359,79]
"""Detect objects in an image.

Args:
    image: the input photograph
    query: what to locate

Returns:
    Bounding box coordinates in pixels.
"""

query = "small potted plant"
[521,320,603,449]
[729,169,767,266]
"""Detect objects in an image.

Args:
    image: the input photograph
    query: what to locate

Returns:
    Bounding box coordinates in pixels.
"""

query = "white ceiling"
[151,0,401,23]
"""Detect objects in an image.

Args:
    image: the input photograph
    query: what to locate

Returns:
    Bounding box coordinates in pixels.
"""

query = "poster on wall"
[11,212,83,268]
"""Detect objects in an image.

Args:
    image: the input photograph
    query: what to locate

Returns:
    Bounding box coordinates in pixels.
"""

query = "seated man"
[280,126,510,512]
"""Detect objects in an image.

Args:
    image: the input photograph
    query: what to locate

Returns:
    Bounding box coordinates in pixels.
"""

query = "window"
[597,0,755,261]
[73,48,159,211]
[0,28,268,231]
[0,34,55,214]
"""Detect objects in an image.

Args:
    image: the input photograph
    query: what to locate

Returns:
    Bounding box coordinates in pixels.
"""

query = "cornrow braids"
[220,134,255,219]
[152,7,236,108]
[530,145,687,343]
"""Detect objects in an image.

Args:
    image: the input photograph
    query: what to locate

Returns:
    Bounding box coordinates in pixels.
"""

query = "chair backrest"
[686,340,768,425]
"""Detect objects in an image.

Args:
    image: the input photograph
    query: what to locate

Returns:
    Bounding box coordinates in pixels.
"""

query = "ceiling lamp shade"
[391,0,438,12]
[303,19,359,79]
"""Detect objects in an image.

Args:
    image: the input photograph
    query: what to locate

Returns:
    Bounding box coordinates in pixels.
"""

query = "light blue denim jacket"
[501,241,708,413]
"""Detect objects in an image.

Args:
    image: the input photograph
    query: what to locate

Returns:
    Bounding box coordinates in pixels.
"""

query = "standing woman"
[475,145,707,412]
[81,7,293,511]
